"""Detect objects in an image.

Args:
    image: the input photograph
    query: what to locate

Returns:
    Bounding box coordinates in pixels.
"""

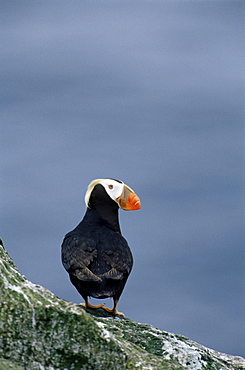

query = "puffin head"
[85,178,141,211]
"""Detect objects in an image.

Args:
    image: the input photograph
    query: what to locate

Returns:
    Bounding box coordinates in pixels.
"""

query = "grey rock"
[0,238,244,370]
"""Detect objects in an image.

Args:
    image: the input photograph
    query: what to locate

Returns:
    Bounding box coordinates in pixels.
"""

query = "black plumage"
[61,179,140,315]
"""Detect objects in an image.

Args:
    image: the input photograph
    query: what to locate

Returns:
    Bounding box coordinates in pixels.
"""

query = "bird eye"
[108,185,114,190]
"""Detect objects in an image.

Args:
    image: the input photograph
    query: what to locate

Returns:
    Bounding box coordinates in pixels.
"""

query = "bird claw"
[102,306,125,316]
[115,311,125,317]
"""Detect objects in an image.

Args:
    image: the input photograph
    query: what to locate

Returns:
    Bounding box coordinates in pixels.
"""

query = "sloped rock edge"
[0,240,179,370]
[95,316,245,370]
[0,239,244,370]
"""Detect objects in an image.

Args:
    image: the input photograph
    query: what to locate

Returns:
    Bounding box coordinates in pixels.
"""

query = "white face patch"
[84,178,124,208]
[100,179,124,202]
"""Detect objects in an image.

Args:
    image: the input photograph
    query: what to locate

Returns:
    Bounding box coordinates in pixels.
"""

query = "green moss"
[1,240,244,370]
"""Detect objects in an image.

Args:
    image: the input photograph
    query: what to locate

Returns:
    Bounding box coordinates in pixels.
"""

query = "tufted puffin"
[61,178,141,315]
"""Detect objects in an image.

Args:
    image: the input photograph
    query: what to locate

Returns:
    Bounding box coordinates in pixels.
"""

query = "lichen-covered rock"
[0,238,244,370]
[0,359,24,370]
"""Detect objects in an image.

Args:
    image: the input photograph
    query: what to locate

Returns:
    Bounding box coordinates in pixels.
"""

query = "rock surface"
[0,238,244,370]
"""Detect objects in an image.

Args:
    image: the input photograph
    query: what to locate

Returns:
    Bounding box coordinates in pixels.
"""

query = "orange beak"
[117,185,141,211]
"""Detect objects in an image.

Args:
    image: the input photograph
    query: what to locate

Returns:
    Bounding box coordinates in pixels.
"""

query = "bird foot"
[102,306,125,316]
[80,302,105,309]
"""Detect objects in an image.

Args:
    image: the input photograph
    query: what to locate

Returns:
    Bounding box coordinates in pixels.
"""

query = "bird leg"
[102,297,124,316]
[80,297,105,309]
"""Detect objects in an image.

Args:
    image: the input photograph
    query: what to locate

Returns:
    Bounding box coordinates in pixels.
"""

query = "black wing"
[102,233,133,280]
[61,235,101,282]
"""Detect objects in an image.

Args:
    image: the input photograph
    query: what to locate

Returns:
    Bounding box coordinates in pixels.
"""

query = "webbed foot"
[80,301,105,309]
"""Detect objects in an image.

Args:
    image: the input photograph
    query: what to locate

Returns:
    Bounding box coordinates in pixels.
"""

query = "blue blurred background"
[1,1,244,357]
